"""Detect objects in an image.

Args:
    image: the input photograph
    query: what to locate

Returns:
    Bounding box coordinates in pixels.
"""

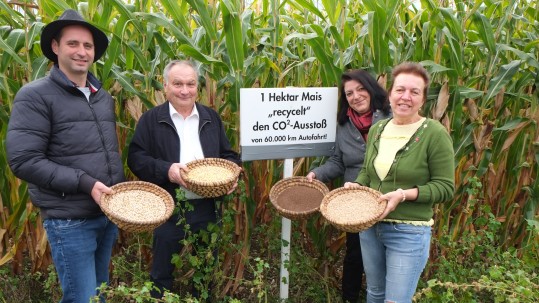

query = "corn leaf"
[185,0,217,41]
[221,0,244,75]
[485,60,521,101]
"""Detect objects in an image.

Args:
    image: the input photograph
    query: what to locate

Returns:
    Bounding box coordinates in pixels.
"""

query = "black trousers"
[342,232,364,302]
[150,198,217,299]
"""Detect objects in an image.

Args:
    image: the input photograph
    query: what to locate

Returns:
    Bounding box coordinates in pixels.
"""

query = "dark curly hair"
[337,69,390,125]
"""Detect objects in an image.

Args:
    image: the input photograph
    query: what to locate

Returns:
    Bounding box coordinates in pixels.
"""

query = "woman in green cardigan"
[345,62,455,303]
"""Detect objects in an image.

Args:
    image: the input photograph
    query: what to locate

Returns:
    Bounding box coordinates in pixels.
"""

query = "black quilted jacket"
[7,65,125,219]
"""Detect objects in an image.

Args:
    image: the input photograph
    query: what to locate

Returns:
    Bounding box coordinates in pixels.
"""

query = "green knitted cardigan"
[356,118,455,221]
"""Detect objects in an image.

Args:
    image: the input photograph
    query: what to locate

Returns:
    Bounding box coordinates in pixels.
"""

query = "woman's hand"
[378,190,403,219]
[306,172,316,182]
[378,188,418,219]
[344,182,361,189]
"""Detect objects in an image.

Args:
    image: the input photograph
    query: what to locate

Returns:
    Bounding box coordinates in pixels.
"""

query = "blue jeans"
[43,216,118,303]
[359,222,431,303]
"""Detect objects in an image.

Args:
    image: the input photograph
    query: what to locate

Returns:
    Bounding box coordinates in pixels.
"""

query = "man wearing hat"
[6,9,124,302]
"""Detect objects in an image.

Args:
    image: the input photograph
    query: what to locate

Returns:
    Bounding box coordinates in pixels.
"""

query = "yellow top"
[374,118,426,180]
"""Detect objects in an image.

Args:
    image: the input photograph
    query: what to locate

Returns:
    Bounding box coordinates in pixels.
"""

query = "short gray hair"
[163,60,199,85]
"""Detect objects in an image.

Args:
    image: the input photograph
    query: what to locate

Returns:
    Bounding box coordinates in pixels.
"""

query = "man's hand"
[168,163,189,188]
[226,166,243,195]
[91,181,113,206]
[226,181,238,195]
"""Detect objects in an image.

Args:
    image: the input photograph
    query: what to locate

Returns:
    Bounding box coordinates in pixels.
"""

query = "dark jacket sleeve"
[311,128,346,183]
[127,112,174,186]
[7,84,87,194]
[216,116,241,166]
[198,104,241,165]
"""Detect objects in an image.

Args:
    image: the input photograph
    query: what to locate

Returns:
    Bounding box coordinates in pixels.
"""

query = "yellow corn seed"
[108,190,166,223]
[325,191,382,224]
[187,166,234,182]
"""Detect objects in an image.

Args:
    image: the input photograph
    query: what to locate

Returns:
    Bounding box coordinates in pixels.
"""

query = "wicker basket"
[320,186,386,233]
[183,158,241,198]
[100,181,174,233]
[269,176,329,220]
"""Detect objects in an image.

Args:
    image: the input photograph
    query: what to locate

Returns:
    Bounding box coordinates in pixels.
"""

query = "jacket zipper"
[86,94,113,183]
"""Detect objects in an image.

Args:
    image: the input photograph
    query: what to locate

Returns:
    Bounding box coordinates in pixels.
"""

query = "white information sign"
[240,87,338,161]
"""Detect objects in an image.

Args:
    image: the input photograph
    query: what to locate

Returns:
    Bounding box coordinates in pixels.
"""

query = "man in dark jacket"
[6,9,124,303]
[127,60,241,299]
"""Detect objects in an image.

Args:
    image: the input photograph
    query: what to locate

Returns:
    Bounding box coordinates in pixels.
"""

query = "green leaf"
[328,26,345,50]
[496,44,539,69]
[342,45,357,67]
[40,0,71,17]
[137,12,194,48]
[221,0,244,75]
[0,35,26,72]
[439,7,464,41]
[457,86,484,99]
[0,1,23,26]
[493,118,525,131]
[366,11,389,74]
[178,44,228,70]
[321,0,342,25]
[441,26,463,76]
[159,0,191,33]
[472,12,496,54]
[278,57,316,85]
[485,60,521,100]
[299,25,340,86]
[381,0,401,35]
[153,32,177,60]
[108,0,144,35]
[110,67,152,108]
[126,41,149,71]
[185,0,217,41]
[31,57,49,81]
[292,0,327,22]
[0,29,26,72]
[420,60,453,74]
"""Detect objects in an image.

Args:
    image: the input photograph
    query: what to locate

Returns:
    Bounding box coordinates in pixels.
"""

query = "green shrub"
[415,213,539,302]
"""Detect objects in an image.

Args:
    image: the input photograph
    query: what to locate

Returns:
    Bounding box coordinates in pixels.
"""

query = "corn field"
[0,0,538,300]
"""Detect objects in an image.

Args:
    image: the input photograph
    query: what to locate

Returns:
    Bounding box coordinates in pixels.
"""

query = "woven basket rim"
[269,176,329,220]
[183,158,241,186]
[100,181,174,231]
[182,158,241,198]
[320,186,386,232]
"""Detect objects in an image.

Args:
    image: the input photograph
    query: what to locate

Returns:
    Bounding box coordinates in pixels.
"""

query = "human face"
[343,80,371,114]
[389,73,426,124]
[164,64,198,115]
[51,25,94,83]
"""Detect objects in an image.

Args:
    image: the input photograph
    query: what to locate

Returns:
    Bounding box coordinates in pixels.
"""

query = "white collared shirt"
[169,103,205,199]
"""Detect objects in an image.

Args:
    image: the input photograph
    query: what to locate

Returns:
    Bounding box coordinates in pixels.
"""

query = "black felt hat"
[40,9,108,62]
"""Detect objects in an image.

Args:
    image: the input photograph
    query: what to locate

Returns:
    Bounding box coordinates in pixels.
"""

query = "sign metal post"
[279,158,293,300]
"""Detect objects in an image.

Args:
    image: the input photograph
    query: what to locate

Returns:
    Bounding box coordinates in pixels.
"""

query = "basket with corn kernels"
[320,186,386,233]
[100,181,174,232]
[183,158,241,198]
